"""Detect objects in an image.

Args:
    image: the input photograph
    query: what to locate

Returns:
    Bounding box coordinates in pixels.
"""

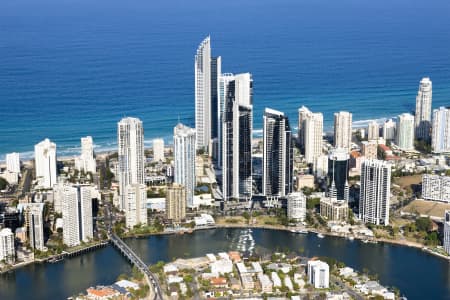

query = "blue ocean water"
[1,0,450,159]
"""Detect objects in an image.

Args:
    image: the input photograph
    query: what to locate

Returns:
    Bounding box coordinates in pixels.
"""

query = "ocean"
[1,0,450,159]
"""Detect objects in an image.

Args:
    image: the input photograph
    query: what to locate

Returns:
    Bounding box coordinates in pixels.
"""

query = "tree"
[0,177,8,190]
[415,217,432,232]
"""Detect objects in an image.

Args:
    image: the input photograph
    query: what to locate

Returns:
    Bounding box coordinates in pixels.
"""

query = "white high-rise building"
[415,77,432,141]
[359,159,391,225]
[263,108,293,197]
[75,136,96,174]
[117,117,145,210]
[0,228,15,264]
[432,107,450,153]
[222,73,253,201]
[421,174,450,203]
[62,184,93,247]
[6,152,20,173]
[152,138,165,162]
[396,113,415,151]
[22,203,45,251]
[444,210,450,255]
[297,105,311,149]
[334,111,352,151]
[287,192,306,221]
[299,107,323,164]
[217,73,235,168]
[195,36,212,150]
[125,184,148,228]
[34,138,57,188]
[174,123,196,208]
[383,119,396,141]
[308,260,330,289]
[367,121,379,140]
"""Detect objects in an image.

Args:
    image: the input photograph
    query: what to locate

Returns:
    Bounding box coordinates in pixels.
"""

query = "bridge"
[105,203,163,300]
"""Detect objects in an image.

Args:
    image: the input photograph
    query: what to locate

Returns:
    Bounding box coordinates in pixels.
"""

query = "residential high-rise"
[174,123,196,208]
[23,203,45,251]
[359,159,391,225]
[62,184,93,247]
[286,192,306,221]
[6,152,20,173]
[334,111,352,151]
[396,113,415,151]
[263,108,293,197]
[327,148,349,201]
[117,117,145,210]
[217,73,235,168]
[297,106,311,149]
[301,107,323,164]
[75,136,96,174]
[152,138,165,162]
[415,77,432,141]
[432,107,450,153]
[222,73,253,201]
[0,228,15,264]
[195,37,221,150]
[421,174,450,202]
[444,210,450,255]
[125,184,148,228]
[166,184,186,223]
[367,121,379,140]
[34,138,57,188]
[383,119,396,141]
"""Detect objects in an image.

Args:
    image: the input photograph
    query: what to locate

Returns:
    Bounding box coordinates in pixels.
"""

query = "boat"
[296,229,308,234]
[48,256,64,263]
[362,239,369,244]
[317,233,325,238]
[348,236,355,241]
[290,229,296,233]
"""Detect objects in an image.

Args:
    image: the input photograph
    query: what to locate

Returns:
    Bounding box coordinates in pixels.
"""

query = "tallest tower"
[414,77,432,141]
[195,36,221,151]
[195,36,212,150]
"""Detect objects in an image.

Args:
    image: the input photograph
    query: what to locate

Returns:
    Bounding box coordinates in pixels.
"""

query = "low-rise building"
[0,228,15,264]
[320,197,348,222]
[258,273,273,293]
[297,174,315,190]
[240,273,255,290]
[271,272,282,288]
[211,259,233,274]
[287,192,307,221]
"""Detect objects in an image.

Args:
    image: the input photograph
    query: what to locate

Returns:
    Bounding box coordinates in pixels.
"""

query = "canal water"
[1,228,449,299]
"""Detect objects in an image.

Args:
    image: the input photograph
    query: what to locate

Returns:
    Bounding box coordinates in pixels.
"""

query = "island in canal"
[72,250,403,300]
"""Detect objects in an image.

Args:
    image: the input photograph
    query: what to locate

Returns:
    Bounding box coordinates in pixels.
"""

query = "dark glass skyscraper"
[327,148,349,201]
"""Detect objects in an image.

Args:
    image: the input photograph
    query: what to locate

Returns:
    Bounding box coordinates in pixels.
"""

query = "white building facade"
[334,111,352,151]
[415,77,432,141]
[0,228,15,264]
[383,119,396,141]
[174,123,196,208]
[34,138,57,188]
[367,121,379,141]
[117,117,145,211]
[62,184,93,247]
[308,260,330,289]
[396,113,415,151]
[75,136,96,174]
[287,192,307,221]
[152,138,165,162]
[432,107,450,153]
[125,184,148,228]
[6,152,20,173]
[422,174,450,203]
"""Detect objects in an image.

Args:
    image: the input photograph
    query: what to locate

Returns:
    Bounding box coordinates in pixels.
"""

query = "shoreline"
[2,223,448,275]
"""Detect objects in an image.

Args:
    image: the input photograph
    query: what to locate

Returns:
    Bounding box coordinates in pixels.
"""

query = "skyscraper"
[152,138,165,162]
[287,192,306,221]
[0,228,15,264]
[396,113,415,151]
[297,106,311,149]
[75,136,96,174]
[444,210,450,255]
[327,148,349,201]
[125,184,148,228]
[299,107,323,164]
[217,73,235,168]
[195,36,211,150]
[62,184,93,247]
[334,111,352,151]
[359,159,391,225]
[34,138,57,188]
[195,37,221,151]
[6,152,20,173]
[174,123,196,208]
[367,121,379,140]
[382,119,396,141]
[431,107,450,153]
[222,73,253,201]
[415,77,432,141]
[166,184,186,223]
[263,108,293,197]
[117,117,145,211]
[22,203,45,251]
